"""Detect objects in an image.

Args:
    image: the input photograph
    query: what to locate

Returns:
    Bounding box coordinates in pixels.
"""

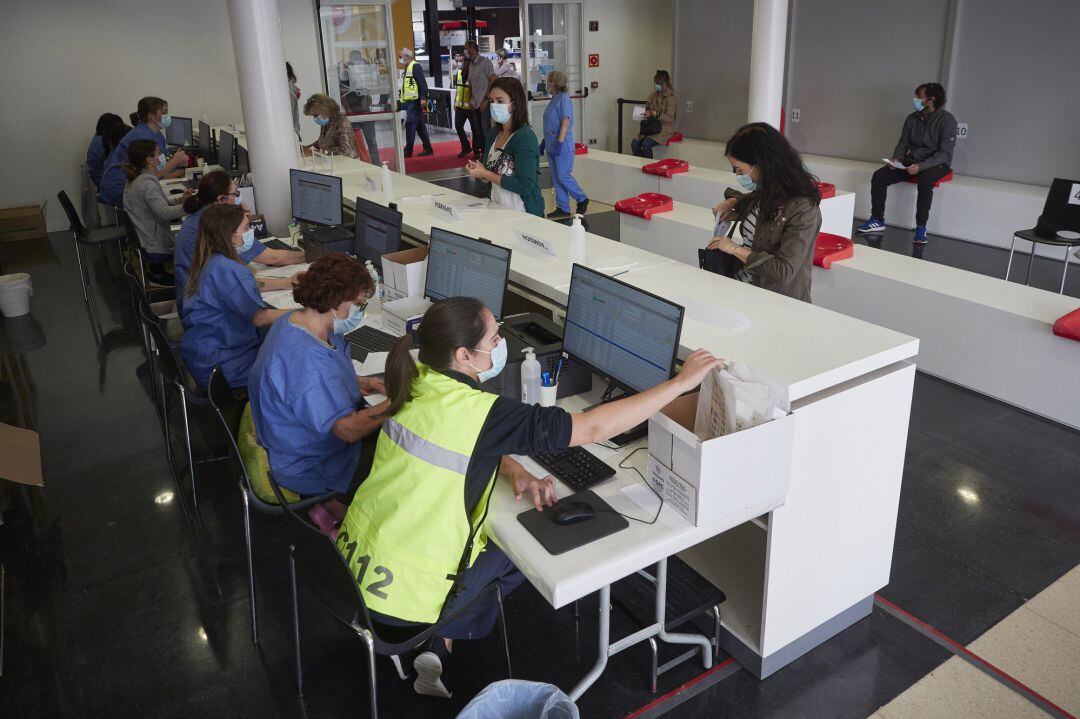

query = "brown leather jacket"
[729,189,822,303]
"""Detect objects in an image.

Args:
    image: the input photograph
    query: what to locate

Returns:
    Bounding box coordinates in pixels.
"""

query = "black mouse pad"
[517,490,630,556]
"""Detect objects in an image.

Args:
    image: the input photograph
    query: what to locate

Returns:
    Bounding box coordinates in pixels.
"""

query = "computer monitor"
[165,116,193,146]
[352,197,404,266]
[236,144,250,174]
[198,120,211,159]
[289,169,343,226]
[217,130,235,170]
[425,227,511,320]
[562,264,685,394]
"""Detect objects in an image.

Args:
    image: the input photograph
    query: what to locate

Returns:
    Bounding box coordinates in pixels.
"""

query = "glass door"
[318,2,404,172]
[522,1,584,151]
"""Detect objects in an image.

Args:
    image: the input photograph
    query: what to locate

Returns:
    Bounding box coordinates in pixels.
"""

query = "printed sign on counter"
[432,197,460,221]
[517,231,558,258]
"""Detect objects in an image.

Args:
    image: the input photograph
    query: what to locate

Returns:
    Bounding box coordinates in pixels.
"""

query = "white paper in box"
[381,246,427,298]
[382,295,430,337]
[646,392,795,526]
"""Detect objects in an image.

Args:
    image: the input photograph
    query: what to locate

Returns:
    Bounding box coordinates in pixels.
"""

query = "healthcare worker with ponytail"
[179,204,291,390]
[338,296,723,699]
[99,96,188,206]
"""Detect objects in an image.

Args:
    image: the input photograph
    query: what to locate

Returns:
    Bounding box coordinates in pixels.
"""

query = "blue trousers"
[548,148,587,212]
[404,102,432,154]
[631,137,660,158]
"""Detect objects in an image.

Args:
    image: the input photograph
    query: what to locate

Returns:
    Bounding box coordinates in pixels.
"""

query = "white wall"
[0,0,321,232]
[582,0,674,152]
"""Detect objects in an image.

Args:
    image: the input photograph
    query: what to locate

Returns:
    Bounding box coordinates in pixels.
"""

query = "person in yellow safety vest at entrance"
[397,47,434,158]
[337,297,724,699]
[452,53,474,159]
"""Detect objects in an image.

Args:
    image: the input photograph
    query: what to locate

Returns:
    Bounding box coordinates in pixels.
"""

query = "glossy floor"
[1,213,1078,717]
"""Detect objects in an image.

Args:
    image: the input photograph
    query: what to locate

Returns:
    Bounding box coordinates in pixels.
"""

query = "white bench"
[655,138,1066,264]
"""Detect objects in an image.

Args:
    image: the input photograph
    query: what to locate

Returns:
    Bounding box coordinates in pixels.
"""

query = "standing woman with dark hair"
[180,204,288,389]
[86,113,123,187]
[99,96,189,206]
[247,253,385,498]
[173,170,304,308]
[631,70,676,158]
[337,297,722,699]
[707,122,822,302]
[464,77,544,217]
[123,139,191,285]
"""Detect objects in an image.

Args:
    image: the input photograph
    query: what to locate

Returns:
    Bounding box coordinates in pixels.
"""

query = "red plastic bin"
[614,193,674,220]
[642,159,689,178]
[905,170,954,187]
[664,132,684,145]
[574,143,588,155]
[816,181,836,199]
[1053,308,1080,342]
[813,232,854,269]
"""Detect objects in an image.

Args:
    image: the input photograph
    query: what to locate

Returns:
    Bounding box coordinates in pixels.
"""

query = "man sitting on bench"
[857,82,957,245]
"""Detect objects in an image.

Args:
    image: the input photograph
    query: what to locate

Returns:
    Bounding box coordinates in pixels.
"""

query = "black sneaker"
[419,148,435,157]
[457,149,471,159]
[413,637,452,698]
[547,208,570,219]
[575,198,590,215]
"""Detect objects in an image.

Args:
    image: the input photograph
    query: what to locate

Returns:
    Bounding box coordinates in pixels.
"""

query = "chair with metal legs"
[1006,177,1080,294]
[268,473,513,718]
[205,366,334,645]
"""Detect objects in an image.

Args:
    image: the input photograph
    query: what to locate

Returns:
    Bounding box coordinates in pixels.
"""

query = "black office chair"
[206,366,335,645]
[57,190,125,347]
[268,472,513,718]
[1006,178,1080,293]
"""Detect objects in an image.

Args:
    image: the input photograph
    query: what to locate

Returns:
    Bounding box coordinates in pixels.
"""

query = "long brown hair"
[185,204,245,297]
[384,297,488,416]
[123,139,159,181]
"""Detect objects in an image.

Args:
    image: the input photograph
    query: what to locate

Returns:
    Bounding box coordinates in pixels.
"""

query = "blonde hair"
[303,93,340,117]
[547,71,569,94]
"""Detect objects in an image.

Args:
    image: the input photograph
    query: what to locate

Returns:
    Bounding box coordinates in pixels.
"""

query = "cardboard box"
[0,423,43,488]
[382,246,428,300]
[0,205,47,244]
[382,295,431,337]
[646,392,795,526]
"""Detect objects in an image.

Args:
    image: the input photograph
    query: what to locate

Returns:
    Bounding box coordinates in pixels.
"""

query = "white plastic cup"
[0,273,32,318]
[539,383,558,407]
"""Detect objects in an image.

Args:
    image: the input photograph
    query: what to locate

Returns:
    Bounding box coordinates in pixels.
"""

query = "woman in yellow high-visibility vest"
[452,54,474,159]
[338,297,722,699]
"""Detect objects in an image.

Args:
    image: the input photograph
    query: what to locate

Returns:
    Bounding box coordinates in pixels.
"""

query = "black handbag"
[640,116,662,136]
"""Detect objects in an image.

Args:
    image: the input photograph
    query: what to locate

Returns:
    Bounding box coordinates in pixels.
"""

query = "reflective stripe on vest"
[454,69,471,109]
[337,365,498,624]
[400,60,419,102]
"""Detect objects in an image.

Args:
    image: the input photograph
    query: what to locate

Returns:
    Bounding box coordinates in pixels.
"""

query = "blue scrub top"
[174,206,263,307]
[179,253,265,388]
[98,123,168,206]
[247,313,363,495]
[86,135,106,187]
[543,92,574,152]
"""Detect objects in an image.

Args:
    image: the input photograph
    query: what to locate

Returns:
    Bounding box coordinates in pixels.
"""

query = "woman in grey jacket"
[123,139,191,285]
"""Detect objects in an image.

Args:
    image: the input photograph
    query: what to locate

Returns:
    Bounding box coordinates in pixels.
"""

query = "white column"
[747,0,789,129]
[227,0,297,236]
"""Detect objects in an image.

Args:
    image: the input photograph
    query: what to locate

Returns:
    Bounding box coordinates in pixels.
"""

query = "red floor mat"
[377,140,473,174]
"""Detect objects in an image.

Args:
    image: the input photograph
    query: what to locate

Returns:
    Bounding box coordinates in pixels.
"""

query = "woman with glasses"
[247,253,386,499]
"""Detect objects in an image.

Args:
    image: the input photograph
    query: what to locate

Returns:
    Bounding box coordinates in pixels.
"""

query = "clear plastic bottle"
[381,161,393,205]
[569,214,587,265]
[364,260,382,314]
[520,347,541,405]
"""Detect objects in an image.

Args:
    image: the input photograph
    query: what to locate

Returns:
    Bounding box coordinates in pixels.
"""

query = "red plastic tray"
[614,192,675,219]
[574,143,588,155]
[813,232,854,269]
[1053,308,1080,342]
[665,131,684,145]
[642,159,689,178]
[816,181,836,199]
[905,170,954,187]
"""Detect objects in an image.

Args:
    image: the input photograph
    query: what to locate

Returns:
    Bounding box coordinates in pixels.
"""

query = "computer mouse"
[169,188,183,195]
[552,501,596,526]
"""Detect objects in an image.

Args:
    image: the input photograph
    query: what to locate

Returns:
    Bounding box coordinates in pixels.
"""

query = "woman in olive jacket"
[708,122,822,303]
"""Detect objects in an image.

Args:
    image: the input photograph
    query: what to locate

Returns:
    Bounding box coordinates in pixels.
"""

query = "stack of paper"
[693,361,788,440]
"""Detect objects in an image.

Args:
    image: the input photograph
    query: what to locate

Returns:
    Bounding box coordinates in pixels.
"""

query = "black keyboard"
[530,447,616,493]
[608,422,648,448]
[346,325,399,357]
[262,238,294,250]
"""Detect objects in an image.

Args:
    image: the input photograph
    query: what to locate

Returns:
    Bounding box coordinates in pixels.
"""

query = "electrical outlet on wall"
[588,138,597,145]
[685,100,694,113]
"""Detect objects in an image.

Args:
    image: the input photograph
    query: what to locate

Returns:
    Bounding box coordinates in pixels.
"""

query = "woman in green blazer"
[465,77,544,217]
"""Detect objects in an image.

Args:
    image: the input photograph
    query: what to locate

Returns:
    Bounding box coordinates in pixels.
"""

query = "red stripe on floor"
[623,657,738,719]
[874,594,1078,719]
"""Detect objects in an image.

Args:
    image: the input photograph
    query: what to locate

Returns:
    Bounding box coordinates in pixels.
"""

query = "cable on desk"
[597,446,664,525]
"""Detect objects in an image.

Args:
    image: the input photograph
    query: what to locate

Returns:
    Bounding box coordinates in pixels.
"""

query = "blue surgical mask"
[332,302,365,335]
[314,115,330,126]
[237,228,256,254]
[157,152,167,171]
[736,171,758,192]
[160,114,173,128]
[471,337,507,383]
[232,194,242,206]
[654,83,663,92]
[912,97,924,112]
[490,103,511,124]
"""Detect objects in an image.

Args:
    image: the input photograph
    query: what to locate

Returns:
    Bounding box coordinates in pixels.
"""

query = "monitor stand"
[587,381,647,447]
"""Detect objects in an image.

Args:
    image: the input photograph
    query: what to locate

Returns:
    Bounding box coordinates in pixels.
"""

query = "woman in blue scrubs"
[173,171,304,309]
[98,96,189,206]
[86,113,123,188]
[542,70,588,219]
[180,204,287,389]
[247,253,386,498]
